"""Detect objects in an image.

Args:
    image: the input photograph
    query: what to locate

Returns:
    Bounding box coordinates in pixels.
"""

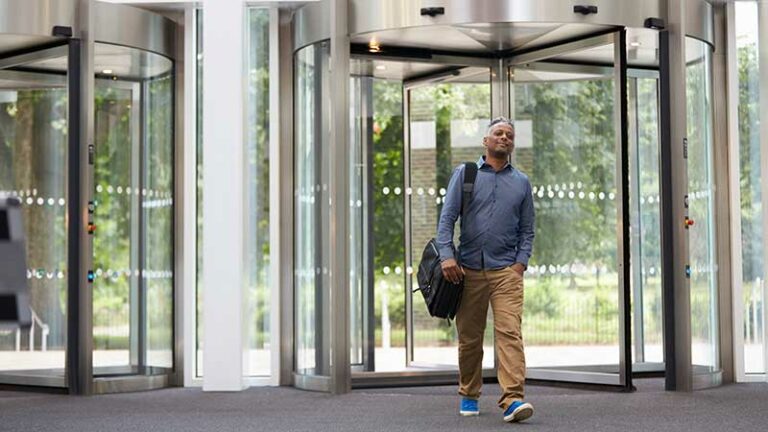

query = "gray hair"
[486,117,515,136]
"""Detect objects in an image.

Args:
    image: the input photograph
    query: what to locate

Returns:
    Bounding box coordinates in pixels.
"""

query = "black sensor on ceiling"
[421,7,445,18]
[574,5,598,15]
[52,26,73,38]
[644,17,666,30]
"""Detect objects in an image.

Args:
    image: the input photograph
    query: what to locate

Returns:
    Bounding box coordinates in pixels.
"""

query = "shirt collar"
[477,155,512,172]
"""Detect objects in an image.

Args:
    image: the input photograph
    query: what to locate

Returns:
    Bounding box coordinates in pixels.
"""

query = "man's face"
[483,123,515,157]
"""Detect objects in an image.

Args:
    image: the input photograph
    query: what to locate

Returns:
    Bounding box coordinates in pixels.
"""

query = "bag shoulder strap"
[461,162,478,220]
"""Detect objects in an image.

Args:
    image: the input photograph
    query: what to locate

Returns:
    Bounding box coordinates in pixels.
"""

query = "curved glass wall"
[91,43,174,375]
[294,41,331,377]
[686,37,718,373]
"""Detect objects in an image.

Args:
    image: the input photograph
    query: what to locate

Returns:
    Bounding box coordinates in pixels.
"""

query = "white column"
[202,0,248,391]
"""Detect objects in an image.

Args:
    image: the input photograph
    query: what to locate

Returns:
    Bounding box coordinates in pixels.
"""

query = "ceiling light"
[368,38,381,53]
[102,69,113,74]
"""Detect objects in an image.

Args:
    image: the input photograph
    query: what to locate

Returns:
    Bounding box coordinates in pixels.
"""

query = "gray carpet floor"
[1,379,767,431]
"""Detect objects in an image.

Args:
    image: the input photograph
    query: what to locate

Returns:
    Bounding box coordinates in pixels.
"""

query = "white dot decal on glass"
[598,192,605,200]
[37,198,44,205]
[149,190,154,197]
[608,192,615,200]
[107,185,113,194]
[382,187,390,195]
[142,189,147,196]
[577,182,583,189]
[117,186,123,194]
[435,197,441,205]
[439,188,446,196]
[58,271,64,279]
[394,187,402,195]
[537,189,544,198]
[561,184,567,191]
[569,182,575,190]
[356,200,362,207]
[26,190,31,196]
[406,266,413,275]
[578,192,585,199]
[126,187,131,195]
[640,197,646,204]
[532,186,538,194]
[406,187,412,195]
[32,189,37,196]
[547,191,554,199]
[428,188,435,196]
[568,191,575,199]
[59,198,66,206]
[557,191,564,199]
[47,198,54,206]
[383,266,391,275]
[589,192,596,200]
[26,197,34,205]
[416,187,423,195]
[96,269,103,276]
[554,184,560,191]
[394,266,402,275]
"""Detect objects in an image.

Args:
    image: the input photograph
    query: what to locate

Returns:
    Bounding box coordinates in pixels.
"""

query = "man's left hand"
[511,263,525,277]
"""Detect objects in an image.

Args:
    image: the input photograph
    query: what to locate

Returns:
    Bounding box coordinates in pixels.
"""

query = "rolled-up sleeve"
[515,179,535,268]
[436,165,464,261]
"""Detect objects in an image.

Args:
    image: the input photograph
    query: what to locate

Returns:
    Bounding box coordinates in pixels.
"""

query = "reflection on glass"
[295,42,331,376]
[0,67,68,380]
[408,74,493,367]
[735,1,764,375]
[686,38,719,371]
[629,76,663,365]
[511,64,620,370]
[245,7,271,377]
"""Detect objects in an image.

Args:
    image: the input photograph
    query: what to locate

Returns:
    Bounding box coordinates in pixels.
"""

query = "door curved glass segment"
[91,43,174,377]
[294,41,332,382]
[508,32,630,386]
[685,37,719,376]
[0,45,69,387]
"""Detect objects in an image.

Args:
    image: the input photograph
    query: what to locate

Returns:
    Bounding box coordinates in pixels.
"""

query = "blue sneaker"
[459,397,479,416]
[503,401,534,422]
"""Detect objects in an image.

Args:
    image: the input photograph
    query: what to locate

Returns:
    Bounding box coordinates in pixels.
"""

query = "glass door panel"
[0,45,70,387]
[507,32,630,386]
[405,67,493,368]
[685,37,718,374]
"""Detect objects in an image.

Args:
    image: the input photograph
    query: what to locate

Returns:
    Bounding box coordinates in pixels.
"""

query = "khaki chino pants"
[456,266,525,410]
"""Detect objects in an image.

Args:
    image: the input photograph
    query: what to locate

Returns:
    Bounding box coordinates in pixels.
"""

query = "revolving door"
[292,0,721,392]
[0,0,177,394]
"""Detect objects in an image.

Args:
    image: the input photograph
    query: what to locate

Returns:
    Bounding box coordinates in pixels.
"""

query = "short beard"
[487,147,512,160]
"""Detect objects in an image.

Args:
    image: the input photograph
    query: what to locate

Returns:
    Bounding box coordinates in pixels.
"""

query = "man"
[436,117,535,423]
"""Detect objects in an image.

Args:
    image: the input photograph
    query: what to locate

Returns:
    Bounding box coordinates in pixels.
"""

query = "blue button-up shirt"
[436,156,535,270]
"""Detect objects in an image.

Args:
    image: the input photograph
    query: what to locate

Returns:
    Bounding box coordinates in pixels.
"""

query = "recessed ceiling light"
[368,38,381,53]
[102,69,113,74]
[375,65,386,71]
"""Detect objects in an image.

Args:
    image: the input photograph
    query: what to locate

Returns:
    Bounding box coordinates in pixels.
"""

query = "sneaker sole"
[459,411,479,417]
[503,404,534,423]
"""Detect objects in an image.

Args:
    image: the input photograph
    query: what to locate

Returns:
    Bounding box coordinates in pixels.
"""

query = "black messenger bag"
[415,162,477,320]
